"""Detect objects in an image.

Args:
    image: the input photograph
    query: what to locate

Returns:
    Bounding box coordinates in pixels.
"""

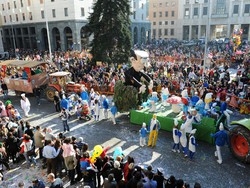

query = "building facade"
[0,0,151,52]
[148,0,180,40]
[149,0,250,41]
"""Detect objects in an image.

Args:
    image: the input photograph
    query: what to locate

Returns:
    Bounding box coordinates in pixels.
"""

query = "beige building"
[148,0,180,40]
[149,0,250,41]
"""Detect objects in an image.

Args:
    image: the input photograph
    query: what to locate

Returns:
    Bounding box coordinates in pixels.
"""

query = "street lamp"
[44,0,52,63]
[11,21,17,58]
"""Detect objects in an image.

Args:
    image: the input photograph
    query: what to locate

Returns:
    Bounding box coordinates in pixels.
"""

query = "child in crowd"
[139,122,148,147]
[172,118,180,153]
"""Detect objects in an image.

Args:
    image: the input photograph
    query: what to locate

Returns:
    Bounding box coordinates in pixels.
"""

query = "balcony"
[211,13,228,18]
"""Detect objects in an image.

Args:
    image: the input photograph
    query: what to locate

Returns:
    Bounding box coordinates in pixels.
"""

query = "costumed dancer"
[20,93,31,117]
[210,123,229,164]
[80,86,89,101]
[220,99,233,126]
[139,122,148,147]
[183,109,200,134]
[60,94,69,111]
[204,92,213,110]
[102,95,109,119]
[172,118,180,153]
[110,102,118,125]
[149,91,159,112]
[89,88,96,115]
[179,123,188,157]
[147,114,161,148]
[188,129,198,160]
[190,91,200,107]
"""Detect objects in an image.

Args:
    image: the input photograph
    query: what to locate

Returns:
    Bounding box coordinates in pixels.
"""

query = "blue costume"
[60,98,69,110]
[80,90,89,101]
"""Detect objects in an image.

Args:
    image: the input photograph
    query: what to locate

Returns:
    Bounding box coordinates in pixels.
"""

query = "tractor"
[45,71,84,101]
[228,118,250,163]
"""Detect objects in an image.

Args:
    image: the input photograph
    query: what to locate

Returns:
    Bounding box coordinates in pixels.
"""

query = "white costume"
[20,93,31,117]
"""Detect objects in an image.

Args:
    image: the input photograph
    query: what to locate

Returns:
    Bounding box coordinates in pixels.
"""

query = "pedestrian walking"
[60,108,70,132]
[20,93,31,117]
[33,85,41,105]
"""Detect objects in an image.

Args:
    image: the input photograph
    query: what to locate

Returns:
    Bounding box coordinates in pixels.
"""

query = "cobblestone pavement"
[0,94,249,188]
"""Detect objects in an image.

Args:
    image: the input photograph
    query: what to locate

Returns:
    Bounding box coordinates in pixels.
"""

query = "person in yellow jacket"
[148,114,161,148]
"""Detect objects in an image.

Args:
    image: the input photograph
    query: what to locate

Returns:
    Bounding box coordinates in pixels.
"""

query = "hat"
[190,129,197,134]
[77,137,83,142]
[219,122,224,130]
[114,160,120,168]
[157,167,163,175]
[142,122,146,127]
[21,93,25,97]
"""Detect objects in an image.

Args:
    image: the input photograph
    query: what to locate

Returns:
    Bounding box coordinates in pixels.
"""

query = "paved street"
[0,93,250,188]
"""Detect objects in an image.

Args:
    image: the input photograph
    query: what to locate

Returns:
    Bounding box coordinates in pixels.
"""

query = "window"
[186,0,189,4]
[20,0,23,7]
[165,2,169,7]
[8,2,10,9]
[2,4,4,11]
[158,29,162,37]
[153,12,156,17]
[22,13,25,20]
[14,1,16,8]
[153,29,156,37]
[159,12,162,17]
[165,21,168,25]
[153,3,156,8]
[170,29,174,36]
[164,29,168,35]
[16,14,18,21]
[159,3,162,7]
[203,7,208,15]
[51,0,55,2]
[52,9,56,17]
[159,21,162,25]
[165,11,168,17]
[195,0,199,3]
[81,8,85,16]
[171,11,175,17]
[133,1,136,9]
[40,0,43,3]
[233,5,239,14]
[204,0,208,3]
[9,15,12,22]
[153,22,156,25]
[194,7,198,16]
[28,0,31,6]
[244,4,250,13]
[4,16,6,23]
[216,0,226,14]
[64,8,68,17]
[142,3,144,9]
[185,8,189,16]
[41,10,44,19]
[141,14,143,20]
[171,21,174,25]
[171,2,176,6]
[133,11,136,19]
[29,12,32,20]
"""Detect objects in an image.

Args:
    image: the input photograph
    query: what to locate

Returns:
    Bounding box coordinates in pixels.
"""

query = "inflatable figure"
[90,145,103,163]
[113,146,124,160]
[124,50,153,103]
[195,99,206,116]
[204,92,213,110]
[149,91,159,112]
[161,87,170,106]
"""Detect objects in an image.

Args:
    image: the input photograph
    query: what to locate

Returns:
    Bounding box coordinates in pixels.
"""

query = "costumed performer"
[183,109,200,134]
[210,122,229,164]
[172,118,181,153]
[220,98,233,126]
[147,114,161,148]
[179,123,188,157]
[20,93,31,117]
[110,102,118,125]
[139,122,148,147]
[102,95,109,119]
[188,129,198,160]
